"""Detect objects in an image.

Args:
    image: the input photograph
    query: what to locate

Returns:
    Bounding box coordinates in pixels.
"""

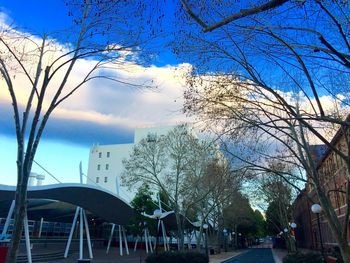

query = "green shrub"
[282,252,323,263]
[145,251,209,263]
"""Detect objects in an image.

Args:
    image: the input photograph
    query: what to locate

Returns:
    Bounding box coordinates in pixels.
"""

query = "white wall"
[87,125,177,200]
[87,143,133,197]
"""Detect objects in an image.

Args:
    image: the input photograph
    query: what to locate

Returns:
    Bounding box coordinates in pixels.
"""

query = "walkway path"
[221,248,275,263]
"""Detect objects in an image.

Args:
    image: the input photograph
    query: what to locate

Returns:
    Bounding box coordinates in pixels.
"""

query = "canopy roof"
[0,184,133,225]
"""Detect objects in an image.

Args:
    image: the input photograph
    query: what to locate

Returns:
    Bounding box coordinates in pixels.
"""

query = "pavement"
[218,248,276,263]
[17,242,288,263]
[209,251,243,263]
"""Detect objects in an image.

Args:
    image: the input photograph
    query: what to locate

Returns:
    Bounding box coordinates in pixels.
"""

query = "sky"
[0,0,190,186]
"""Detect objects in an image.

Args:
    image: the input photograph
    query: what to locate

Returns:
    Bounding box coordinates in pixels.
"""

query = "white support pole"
[64,207,80,258]
[1,200,15,239]
[24,213,32,263]
[188,232,192,250]
[79,208,84,260]
[161,221,167,251]
[106,224,115,254]
[79,161,83,184]
[83,210,93,259]
[38,217,44,238]
[118,225,123,256]
[134,236,139,252]
[144,229,149,253]
[122,226,129,255]
[147,229,153,253]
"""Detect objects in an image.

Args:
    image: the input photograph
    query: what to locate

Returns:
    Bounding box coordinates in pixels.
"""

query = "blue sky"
[0,0,189,185]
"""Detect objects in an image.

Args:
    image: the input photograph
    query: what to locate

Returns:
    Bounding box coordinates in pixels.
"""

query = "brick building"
[293,127,349,250]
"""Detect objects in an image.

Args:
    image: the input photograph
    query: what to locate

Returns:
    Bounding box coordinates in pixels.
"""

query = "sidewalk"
[209,250,244,263]
[271,249,287,263]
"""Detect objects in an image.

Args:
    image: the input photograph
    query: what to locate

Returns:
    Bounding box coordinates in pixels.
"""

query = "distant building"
[86,126,178,198]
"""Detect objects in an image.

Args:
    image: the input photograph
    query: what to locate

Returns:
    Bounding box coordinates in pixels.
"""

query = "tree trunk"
[175,213,184,250]
[6,183,27,263]
[340,246,350,263]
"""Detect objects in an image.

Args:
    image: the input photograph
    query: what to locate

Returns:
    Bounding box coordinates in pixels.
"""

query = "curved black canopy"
[0,184,133,225]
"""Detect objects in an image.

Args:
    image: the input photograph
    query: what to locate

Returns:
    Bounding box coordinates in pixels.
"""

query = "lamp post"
[238,233,242,248]
[290,222,297,251]
[232,232,236,249]
[153,209,162,254]
[203,224,208,256]
[223,229,228,252]
[311,204,325,261]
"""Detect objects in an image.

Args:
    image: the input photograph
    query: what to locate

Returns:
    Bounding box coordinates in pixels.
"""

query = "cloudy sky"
[0,1,191,185]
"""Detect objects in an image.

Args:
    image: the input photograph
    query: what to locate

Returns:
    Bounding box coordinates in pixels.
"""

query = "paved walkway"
[220,248,275,263]
[209,251,243,263]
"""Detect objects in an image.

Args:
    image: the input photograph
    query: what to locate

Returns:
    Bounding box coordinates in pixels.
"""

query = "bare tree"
[122,125,232,250]
[177,1,350,261]
[0,1,158,261]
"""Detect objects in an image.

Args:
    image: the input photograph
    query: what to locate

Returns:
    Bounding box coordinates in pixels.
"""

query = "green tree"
[128,185,157,236]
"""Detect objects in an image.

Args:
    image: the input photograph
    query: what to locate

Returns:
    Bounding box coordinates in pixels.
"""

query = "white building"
[86,126,176,199]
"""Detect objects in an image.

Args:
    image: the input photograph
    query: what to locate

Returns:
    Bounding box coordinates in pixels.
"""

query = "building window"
[146,133,157,142]
[107,152,110,158]
[104,177,108,183]
[97,164,100,170]
[98,152,102,158]
[106,164,109,170]
[96,177,99,183]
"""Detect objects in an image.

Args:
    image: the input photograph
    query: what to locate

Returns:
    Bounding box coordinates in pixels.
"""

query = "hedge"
[282,252,323,263]
[145,251,209,263]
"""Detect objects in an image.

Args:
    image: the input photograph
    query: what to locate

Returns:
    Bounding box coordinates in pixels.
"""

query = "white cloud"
[0,14,192,144]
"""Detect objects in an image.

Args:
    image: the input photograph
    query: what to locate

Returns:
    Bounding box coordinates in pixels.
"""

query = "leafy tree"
[128,185,157,236]
[253,210,267,238]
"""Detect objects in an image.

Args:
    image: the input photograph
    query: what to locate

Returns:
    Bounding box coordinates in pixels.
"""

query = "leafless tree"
[0,1,159,261]
[178,1,350,260]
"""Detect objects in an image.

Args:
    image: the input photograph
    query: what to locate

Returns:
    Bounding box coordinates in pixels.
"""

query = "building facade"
[293,127,349,250]
[86,126,177,198]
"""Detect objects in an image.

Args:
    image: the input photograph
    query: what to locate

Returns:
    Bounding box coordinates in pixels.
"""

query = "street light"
[153,209,162,254]
[290,222,297,251]
[232,232,236,249]
[238,233,242,248]
[203,224,208,256]
[311,204,325,261]
[223,229,228,252]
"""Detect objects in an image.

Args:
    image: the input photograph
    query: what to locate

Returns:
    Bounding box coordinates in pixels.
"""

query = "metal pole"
[156,219,160,254]
[161,221,167,251]
[205,228,208,257]
[1,200,15,239]
[79,208,84,260]
[122,226,129,255]
[83,210,93,259]
[24,213,32,263]
[119,225,123,256]
[79,161,83,184]
[317,214,325,261]
[147,229,153,253]
[134,236,139,252]
[64,207,80,258]
[144,228,149,253]
[106,224,115,254]
[38,217,44,238]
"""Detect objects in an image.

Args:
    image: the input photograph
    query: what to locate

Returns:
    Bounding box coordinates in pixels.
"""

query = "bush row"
[282,252,323,263]
[145,251,209,263]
